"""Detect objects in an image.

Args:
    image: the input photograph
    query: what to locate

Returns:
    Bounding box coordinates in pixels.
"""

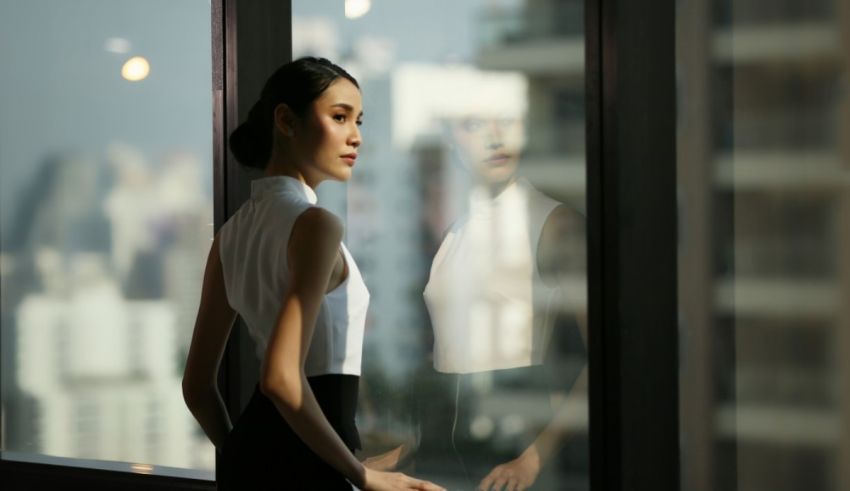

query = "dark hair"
[229,57,359,169]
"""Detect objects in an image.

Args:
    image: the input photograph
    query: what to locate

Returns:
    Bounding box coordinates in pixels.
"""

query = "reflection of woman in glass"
[182,58,443,491]
[418,82,587,490]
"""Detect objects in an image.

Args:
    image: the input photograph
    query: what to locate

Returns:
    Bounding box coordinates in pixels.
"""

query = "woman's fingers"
[478,459,536,491]
[492,475,509,491]
[478,469,498,490]
[409,476,446,491]
[479,468,521,491]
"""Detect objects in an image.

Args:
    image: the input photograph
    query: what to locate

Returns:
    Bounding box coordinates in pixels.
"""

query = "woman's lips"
[485,153,513,166]
[341,154,357,166]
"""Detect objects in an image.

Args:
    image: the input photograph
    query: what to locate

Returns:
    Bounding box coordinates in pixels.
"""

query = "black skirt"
[218,375,361,490]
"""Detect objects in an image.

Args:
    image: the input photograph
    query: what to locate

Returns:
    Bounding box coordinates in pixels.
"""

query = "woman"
[182,57,444,491]
[417,81,588,490]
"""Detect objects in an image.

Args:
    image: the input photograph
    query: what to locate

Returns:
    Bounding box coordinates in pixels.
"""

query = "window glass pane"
[293,1,587,489]
[0,0,214,477]
[678,1,849,490]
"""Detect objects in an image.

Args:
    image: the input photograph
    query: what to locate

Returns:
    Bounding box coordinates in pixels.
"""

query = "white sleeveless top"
[218,176,369,377]
[423,178,563,374]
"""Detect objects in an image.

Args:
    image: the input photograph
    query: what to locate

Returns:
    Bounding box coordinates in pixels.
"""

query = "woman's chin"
[332,166,354,182]
[478,163,517,183]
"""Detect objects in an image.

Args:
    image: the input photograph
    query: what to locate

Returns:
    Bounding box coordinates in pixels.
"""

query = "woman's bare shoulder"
[290,206,344,252]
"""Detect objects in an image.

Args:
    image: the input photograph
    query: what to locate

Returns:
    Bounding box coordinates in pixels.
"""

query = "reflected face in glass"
[450,115,524,184]
[297,78,363,182]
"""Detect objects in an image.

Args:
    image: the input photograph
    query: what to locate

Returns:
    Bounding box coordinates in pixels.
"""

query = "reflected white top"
[218,176,369,376]
[423,178,562,374]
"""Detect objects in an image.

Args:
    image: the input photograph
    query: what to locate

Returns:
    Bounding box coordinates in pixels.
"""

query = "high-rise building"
[474,0,850,490]
[678,1,849,490]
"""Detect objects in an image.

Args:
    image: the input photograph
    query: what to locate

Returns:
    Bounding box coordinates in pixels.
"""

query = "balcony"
[714,0,834,28]
[476,4,584,76]
[715,106,839,152]
[713,23,840,64]
[715,403,839,446]
[714,151,849,191]
[714,278,839,318]
[477,3,582,46]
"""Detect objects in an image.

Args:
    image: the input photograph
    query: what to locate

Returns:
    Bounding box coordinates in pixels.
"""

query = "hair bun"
[229,118,270,169]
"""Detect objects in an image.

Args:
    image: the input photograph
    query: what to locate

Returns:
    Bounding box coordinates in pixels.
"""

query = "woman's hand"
[477,450,541,491]
[362,467,446,491]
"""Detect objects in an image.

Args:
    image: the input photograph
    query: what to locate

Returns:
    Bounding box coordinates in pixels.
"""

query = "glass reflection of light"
[121,56,150,81]
[131,463,154,474]
[344,0,371,19]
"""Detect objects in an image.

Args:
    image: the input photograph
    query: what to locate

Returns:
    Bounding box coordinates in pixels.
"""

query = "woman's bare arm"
[182,234,238,449]
[258,207,368,485]
[527,204,589,465]
[261,208,444,491]
[479,204,588,491]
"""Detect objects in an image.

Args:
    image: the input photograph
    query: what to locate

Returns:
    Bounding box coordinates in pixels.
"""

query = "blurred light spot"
[345,0,371,19]
[104,37,131,54]
[470,415,494,440]
[122,56,150,82]
[131,463,154,474]
[501,414,526,436]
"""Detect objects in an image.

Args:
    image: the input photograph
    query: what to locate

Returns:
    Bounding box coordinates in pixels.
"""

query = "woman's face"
[450,114,525,184]
[294,78,363,183]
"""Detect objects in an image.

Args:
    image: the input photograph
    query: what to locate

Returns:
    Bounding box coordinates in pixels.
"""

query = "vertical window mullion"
[587,0,679,489]
[217,0,293,439]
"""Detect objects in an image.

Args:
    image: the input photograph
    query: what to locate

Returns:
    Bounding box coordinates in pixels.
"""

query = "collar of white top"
[251,175,318,205]
[468,177,527,218]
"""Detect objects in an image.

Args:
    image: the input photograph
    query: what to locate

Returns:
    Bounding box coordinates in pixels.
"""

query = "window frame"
[586,0,679,489]
[1,0,681,489]
[216,0,293,428]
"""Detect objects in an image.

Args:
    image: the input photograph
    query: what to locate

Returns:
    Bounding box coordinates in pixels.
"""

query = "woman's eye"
[356,120,363,126]
[333,114,346,122]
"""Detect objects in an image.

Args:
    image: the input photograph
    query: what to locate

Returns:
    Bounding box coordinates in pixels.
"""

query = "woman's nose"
[485,123,503,148]
[349,126,361,148]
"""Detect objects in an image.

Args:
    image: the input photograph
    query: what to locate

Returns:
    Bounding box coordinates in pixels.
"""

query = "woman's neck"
[476,175,517,199]
[264,156,320,189]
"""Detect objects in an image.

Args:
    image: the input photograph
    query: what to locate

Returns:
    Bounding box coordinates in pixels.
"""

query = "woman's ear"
[273,103,297,137]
